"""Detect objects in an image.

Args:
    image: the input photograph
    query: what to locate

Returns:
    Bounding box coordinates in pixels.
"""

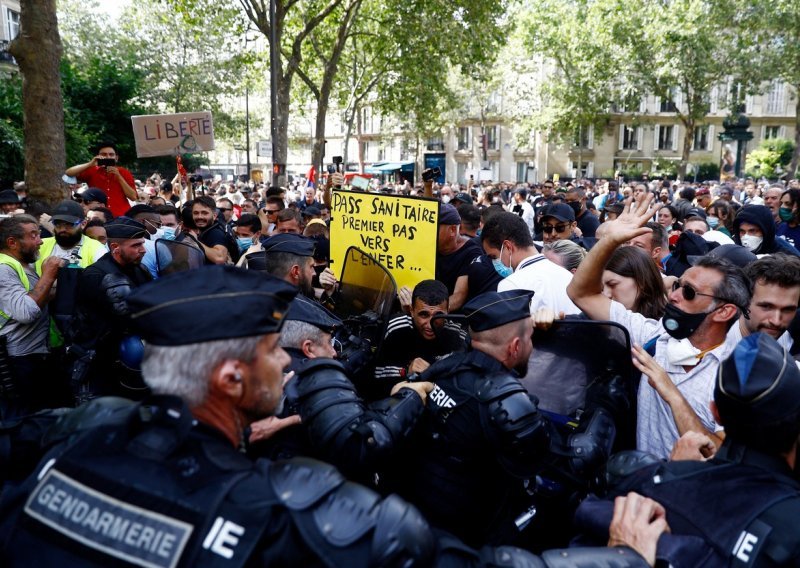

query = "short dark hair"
[93,141,118,155]
[235,213,261,234]
[85,219,105,229]
[91,207,114,223]
[264,252,306,279]
[193,196,216,211]
[180,204,197,230]
[679,187,696,201]
[458,204,481,233]
[266,196,285,210]
[647,222,668,250]
[481,212,534,249]
[124,204,157,218]
[217,197,233,208]
[0,215,38,250]
[745,254,800,291]
[412,279,449,307]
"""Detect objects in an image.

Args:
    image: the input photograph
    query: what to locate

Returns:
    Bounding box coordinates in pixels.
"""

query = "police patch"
[24,468,193,568]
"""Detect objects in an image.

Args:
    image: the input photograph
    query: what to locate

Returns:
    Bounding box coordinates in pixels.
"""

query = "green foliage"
[0,72,24,183]
[691,162,721,182]
[746,138,797,179]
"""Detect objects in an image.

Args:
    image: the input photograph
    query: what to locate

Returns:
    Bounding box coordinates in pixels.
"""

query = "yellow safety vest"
[0,253,30,329]
[34,236,106,275]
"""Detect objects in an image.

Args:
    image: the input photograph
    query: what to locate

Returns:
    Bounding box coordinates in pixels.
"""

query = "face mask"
[236,237,254,253]
[441,195,451,204]
[493,244,514,278]
[780,207,794,222]
[476,228,482,237]
[160,227,177,241]
[665,337,703,367]
[662,303,711,340]
[740,234,763,253]
[707,216,720,229]
[568,202,582,216]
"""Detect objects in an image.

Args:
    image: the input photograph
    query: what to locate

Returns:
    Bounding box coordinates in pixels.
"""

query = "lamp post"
[245,84,251,182]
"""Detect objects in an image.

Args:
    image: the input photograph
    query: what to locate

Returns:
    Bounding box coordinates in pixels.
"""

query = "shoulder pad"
[605,450,661,490]
[269,457,345,510]
[42,397,136,446]
[312,481,381,546]
[418,351,469,382]
[291,360,357,399]
[294,357,346,376]
[540,546,649,567]
[476,372,528,403]
[479,545,546,568]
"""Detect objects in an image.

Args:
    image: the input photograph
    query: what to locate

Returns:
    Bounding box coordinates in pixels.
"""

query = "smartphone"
[97,158,115,167]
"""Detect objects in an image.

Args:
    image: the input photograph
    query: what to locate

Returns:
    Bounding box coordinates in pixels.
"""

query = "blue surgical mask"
[236,237,254,253]
[161,227,177,241]
[492,244,514,278]
[707,216,719,229]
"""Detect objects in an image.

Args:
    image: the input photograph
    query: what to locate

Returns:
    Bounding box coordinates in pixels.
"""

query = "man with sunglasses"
[568,195,751,459]
[34,200,107,276]
[540,203,578,245]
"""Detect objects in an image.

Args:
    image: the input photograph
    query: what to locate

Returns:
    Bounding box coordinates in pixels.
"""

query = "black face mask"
[662,303,711,340]
[568,201,582,216]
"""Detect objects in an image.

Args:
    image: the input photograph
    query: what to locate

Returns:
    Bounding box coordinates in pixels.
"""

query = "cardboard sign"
[330,190,438,290]
[131,112,214,158]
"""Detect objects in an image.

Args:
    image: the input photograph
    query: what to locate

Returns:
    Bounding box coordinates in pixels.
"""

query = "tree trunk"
[678,117,694,182]
[8,0,66,205]
[273,78,291,187]
[788,91,800,181]
[356,108,364,172]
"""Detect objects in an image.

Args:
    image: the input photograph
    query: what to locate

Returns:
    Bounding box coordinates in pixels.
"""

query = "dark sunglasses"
[265,209,280,214]
[542,223,568,234]
[671,280,747,316]
[218,207,232,212]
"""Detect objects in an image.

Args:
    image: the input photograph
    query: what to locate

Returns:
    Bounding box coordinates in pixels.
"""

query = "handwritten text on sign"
[131,111,215,158]
[330,191,438,290]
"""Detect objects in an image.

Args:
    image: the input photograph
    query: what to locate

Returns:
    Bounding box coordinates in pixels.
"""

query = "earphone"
[233,373,242,383]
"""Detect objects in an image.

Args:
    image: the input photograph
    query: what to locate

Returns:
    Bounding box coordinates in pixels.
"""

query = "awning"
[365,161,415,174]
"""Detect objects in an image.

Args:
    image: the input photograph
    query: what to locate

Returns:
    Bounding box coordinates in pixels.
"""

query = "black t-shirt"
[436,238,482,294]
[466,254,503,301]
[199,222,229,248]
[576,210,601,238]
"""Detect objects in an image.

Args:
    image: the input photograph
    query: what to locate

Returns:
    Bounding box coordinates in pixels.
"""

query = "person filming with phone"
[65,142,137,218]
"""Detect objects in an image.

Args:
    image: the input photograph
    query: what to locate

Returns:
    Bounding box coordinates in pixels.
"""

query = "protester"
[65,142,136,217]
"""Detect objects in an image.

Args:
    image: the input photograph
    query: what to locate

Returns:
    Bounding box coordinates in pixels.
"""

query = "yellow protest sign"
[330,190,439,291]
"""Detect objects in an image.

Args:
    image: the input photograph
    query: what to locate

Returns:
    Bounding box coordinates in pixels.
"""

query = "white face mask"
[665,337,702,367]
[740,234,763,252]
[441,195,451,204]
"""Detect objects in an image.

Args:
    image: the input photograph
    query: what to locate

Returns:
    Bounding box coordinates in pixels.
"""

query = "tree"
[8,0,67,204]
[752,0,800,179]
[746,137,796,179]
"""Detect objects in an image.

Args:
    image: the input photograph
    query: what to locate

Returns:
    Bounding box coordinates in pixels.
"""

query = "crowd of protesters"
[1,140,800,566]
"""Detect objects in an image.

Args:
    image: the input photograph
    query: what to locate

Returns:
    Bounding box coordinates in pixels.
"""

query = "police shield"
[520,319,636,450]
[155,239,205,277]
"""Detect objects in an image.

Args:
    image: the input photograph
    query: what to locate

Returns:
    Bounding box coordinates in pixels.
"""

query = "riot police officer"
[253,295,432,482]
[382,290,616,548]
[0,267,662,567]
[580,332,800,566]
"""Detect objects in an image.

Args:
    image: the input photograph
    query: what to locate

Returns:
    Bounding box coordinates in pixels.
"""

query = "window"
[766,80,785,115]
[619,125,641,150]
[489,161,500,181]
[377,145,385,162]
[6,8,20,41]
[692,125,713,151]
[573,125,593,149]
[516,162,529,183]
[763,125,784,140]
[426,136,444,151]
[659,89,678,113]
[487,126,499,151]
[655,125,677,151]
[363,141,371,161]
[400,139,410,161]
[570,161,593,178]
[457,126,471,151]
[456,162,467,184]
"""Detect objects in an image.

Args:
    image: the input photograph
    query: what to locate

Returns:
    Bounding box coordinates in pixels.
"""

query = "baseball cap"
[51,200,85,223]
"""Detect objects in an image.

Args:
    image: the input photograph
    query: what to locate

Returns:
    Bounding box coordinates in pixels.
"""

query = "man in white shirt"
[506,189,536,235]
[481,211,580,316]
[567,196,752,459]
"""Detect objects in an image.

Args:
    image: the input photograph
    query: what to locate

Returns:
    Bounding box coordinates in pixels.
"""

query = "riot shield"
[521,318,637,451]
[332,247,398,389]
[155,239,205,277]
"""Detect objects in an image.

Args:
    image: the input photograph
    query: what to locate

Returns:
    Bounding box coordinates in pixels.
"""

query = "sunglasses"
[671,280,745,316]
[218,207,232,212]
[53,219,82,229]
[542,223,569,234]
[265,209,280,214]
